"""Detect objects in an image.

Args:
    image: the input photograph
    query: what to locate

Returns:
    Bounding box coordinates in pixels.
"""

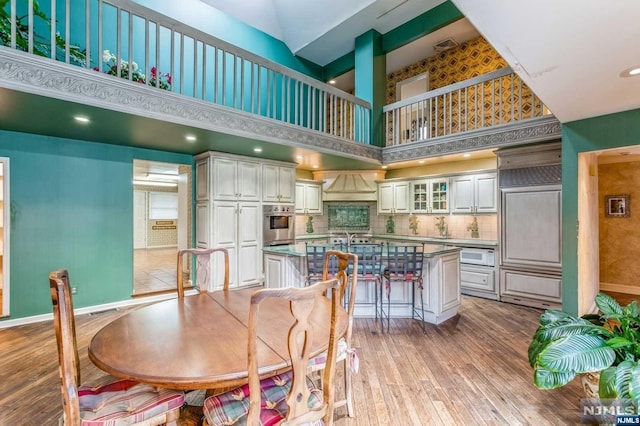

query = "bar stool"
[305,242,343,285]
[378,242,425,333]
[350,243,384,320]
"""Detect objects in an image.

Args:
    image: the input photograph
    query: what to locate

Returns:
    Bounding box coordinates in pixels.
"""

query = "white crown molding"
[0,47,380,162]
[383,115,562,163]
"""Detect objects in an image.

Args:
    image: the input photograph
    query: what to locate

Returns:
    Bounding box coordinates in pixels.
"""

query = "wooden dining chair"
[202,279,343,426]
[176,247,229,297]
[307,249,359,418]
[48,269,185,425]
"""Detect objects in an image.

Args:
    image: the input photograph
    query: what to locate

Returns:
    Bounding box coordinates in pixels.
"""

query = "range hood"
[313,171,385,202]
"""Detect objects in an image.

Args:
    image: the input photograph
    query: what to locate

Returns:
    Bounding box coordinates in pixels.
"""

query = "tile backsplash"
[296,202,498,240]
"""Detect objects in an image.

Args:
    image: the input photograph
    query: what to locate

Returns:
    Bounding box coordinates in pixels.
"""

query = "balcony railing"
[383,67,551,147]
[0,0,371,144]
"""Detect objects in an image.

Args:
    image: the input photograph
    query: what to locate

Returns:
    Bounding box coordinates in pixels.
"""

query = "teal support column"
[355,30,386,147]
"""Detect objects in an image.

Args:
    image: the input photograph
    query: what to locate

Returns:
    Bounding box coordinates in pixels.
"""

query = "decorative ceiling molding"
[0,48,380,163]
[0,48,561,167]
[382,116,561,163]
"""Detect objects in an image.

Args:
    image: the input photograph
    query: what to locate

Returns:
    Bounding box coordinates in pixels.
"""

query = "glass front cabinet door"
[411,178,449,214]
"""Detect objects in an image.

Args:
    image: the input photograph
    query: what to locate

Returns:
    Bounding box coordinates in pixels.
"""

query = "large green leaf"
[625,301,640,318]
[540,309,576,325]
[533,368,576,389]
[628,362,640,405]
[599,367,619,398]
[606,336,635,349]
[596,293,624,317]
[615,361,636,399]
[536,322,609,342]
[538,334,615,373]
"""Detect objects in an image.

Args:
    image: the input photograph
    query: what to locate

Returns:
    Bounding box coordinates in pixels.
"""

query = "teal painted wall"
[562,108,640,314]
[131,0,323,79]
[355,30,385,147]
[0,131,192,320]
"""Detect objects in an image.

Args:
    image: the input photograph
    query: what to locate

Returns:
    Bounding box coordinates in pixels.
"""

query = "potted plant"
[529,293,640,405]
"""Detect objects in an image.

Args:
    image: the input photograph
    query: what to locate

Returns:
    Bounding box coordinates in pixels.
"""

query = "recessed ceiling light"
[253,147,262,153]
[620,66,640,77]
[296,155,303,160]
[74,115,90,123]
[381,165,388,169]
[312,165,319,169]
[185,135,197,142]
[328,80,336,84]
[418,160,425,164]
[463,153,471,158]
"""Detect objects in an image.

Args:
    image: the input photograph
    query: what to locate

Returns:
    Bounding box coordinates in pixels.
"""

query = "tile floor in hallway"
[133,247,178,295]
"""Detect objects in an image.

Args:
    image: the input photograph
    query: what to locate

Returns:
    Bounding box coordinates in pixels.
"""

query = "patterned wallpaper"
[385,36,542,143]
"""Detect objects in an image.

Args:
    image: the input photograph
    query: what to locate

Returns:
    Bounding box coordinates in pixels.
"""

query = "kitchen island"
[263,242,462,325]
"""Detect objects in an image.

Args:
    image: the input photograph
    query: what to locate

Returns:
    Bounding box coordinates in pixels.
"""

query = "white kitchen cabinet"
[500,268,561,309]
[377,181,410,214]
[451,172,497,213]
[460,264,497,300]
[195,202,210,247]
[263,164,295,203]
[411,178,449,214]
[211,201,262,290]
[195,159,209,201]
[295,181,323,215]
[263,252,306,288]
[212,157,261,201]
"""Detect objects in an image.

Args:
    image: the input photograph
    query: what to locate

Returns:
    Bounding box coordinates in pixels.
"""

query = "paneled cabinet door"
[211,201,262,290]
[195,202,210,247]
[237,162,261,201]
[195,159,209,201]
[377,181,410,214]
[212,158,238,200]
[451,173,497,213]
[295,182,323,215]
[263,165,295,203]
[212,158,260,201]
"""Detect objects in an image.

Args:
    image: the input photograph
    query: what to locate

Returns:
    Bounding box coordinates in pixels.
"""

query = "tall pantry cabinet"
[195,152,295,291]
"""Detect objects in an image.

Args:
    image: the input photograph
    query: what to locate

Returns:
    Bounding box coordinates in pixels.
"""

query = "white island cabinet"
[262,243,461,324]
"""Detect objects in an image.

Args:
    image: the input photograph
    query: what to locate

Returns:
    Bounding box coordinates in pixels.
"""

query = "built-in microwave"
[460,247,495,267]
[263,204,295,246]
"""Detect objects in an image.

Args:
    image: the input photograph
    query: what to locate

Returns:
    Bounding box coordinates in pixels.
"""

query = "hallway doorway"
[132,160,191,296]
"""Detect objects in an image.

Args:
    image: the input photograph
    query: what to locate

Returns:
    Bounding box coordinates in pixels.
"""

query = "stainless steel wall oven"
[263,204,294,246]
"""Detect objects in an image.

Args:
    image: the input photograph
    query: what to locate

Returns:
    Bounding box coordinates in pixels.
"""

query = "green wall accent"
[132,0,323,79]
[324,51,355,81]
[355,30,386,147]
[562,108,640,315]
[0,130,192,321]
[382,1,463,53]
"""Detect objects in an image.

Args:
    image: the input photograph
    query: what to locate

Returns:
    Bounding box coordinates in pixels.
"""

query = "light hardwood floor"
[0,296,584,425]
[133,247,178,295]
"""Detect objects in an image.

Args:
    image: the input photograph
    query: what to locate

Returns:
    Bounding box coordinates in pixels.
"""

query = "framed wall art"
[605,194,630,218]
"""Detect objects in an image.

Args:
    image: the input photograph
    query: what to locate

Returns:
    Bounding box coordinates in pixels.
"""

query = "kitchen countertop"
[294,233,498,248]
[263,242,462,258]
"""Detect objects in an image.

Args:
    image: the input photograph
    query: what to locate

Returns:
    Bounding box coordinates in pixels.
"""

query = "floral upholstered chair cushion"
[74,375,184,425]
[202,371,323,426]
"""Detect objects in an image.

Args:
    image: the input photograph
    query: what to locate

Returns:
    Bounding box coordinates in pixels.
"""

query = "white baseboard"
[0,289,198,329]
[599,282,640,296]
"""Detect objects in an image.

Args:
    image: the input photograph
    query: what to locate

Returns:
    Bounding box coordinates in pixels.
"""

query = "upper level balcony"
[0,0,561,166]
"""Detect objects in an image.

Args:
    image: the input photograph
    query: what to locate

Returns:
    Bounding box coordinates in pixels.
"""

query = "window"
[149,192,178,220]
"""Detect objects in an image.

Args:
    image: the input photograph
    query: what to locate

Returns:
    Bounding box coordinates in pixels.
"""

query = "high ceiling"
[199,0,449,66]
[200,0,640,124]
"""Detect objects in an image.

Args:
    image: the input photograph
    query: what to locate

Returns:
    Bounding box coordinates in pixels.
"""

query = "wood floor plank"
[0,295,588,425]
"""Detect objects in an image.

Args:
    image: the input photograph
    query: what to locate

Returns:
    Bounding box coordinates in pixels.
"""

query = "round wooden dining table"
[88,287,348,390]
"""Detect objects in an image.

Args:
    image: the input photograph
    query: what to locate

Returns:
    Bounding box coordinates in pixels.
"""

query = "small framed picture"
[605,194,630,218]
